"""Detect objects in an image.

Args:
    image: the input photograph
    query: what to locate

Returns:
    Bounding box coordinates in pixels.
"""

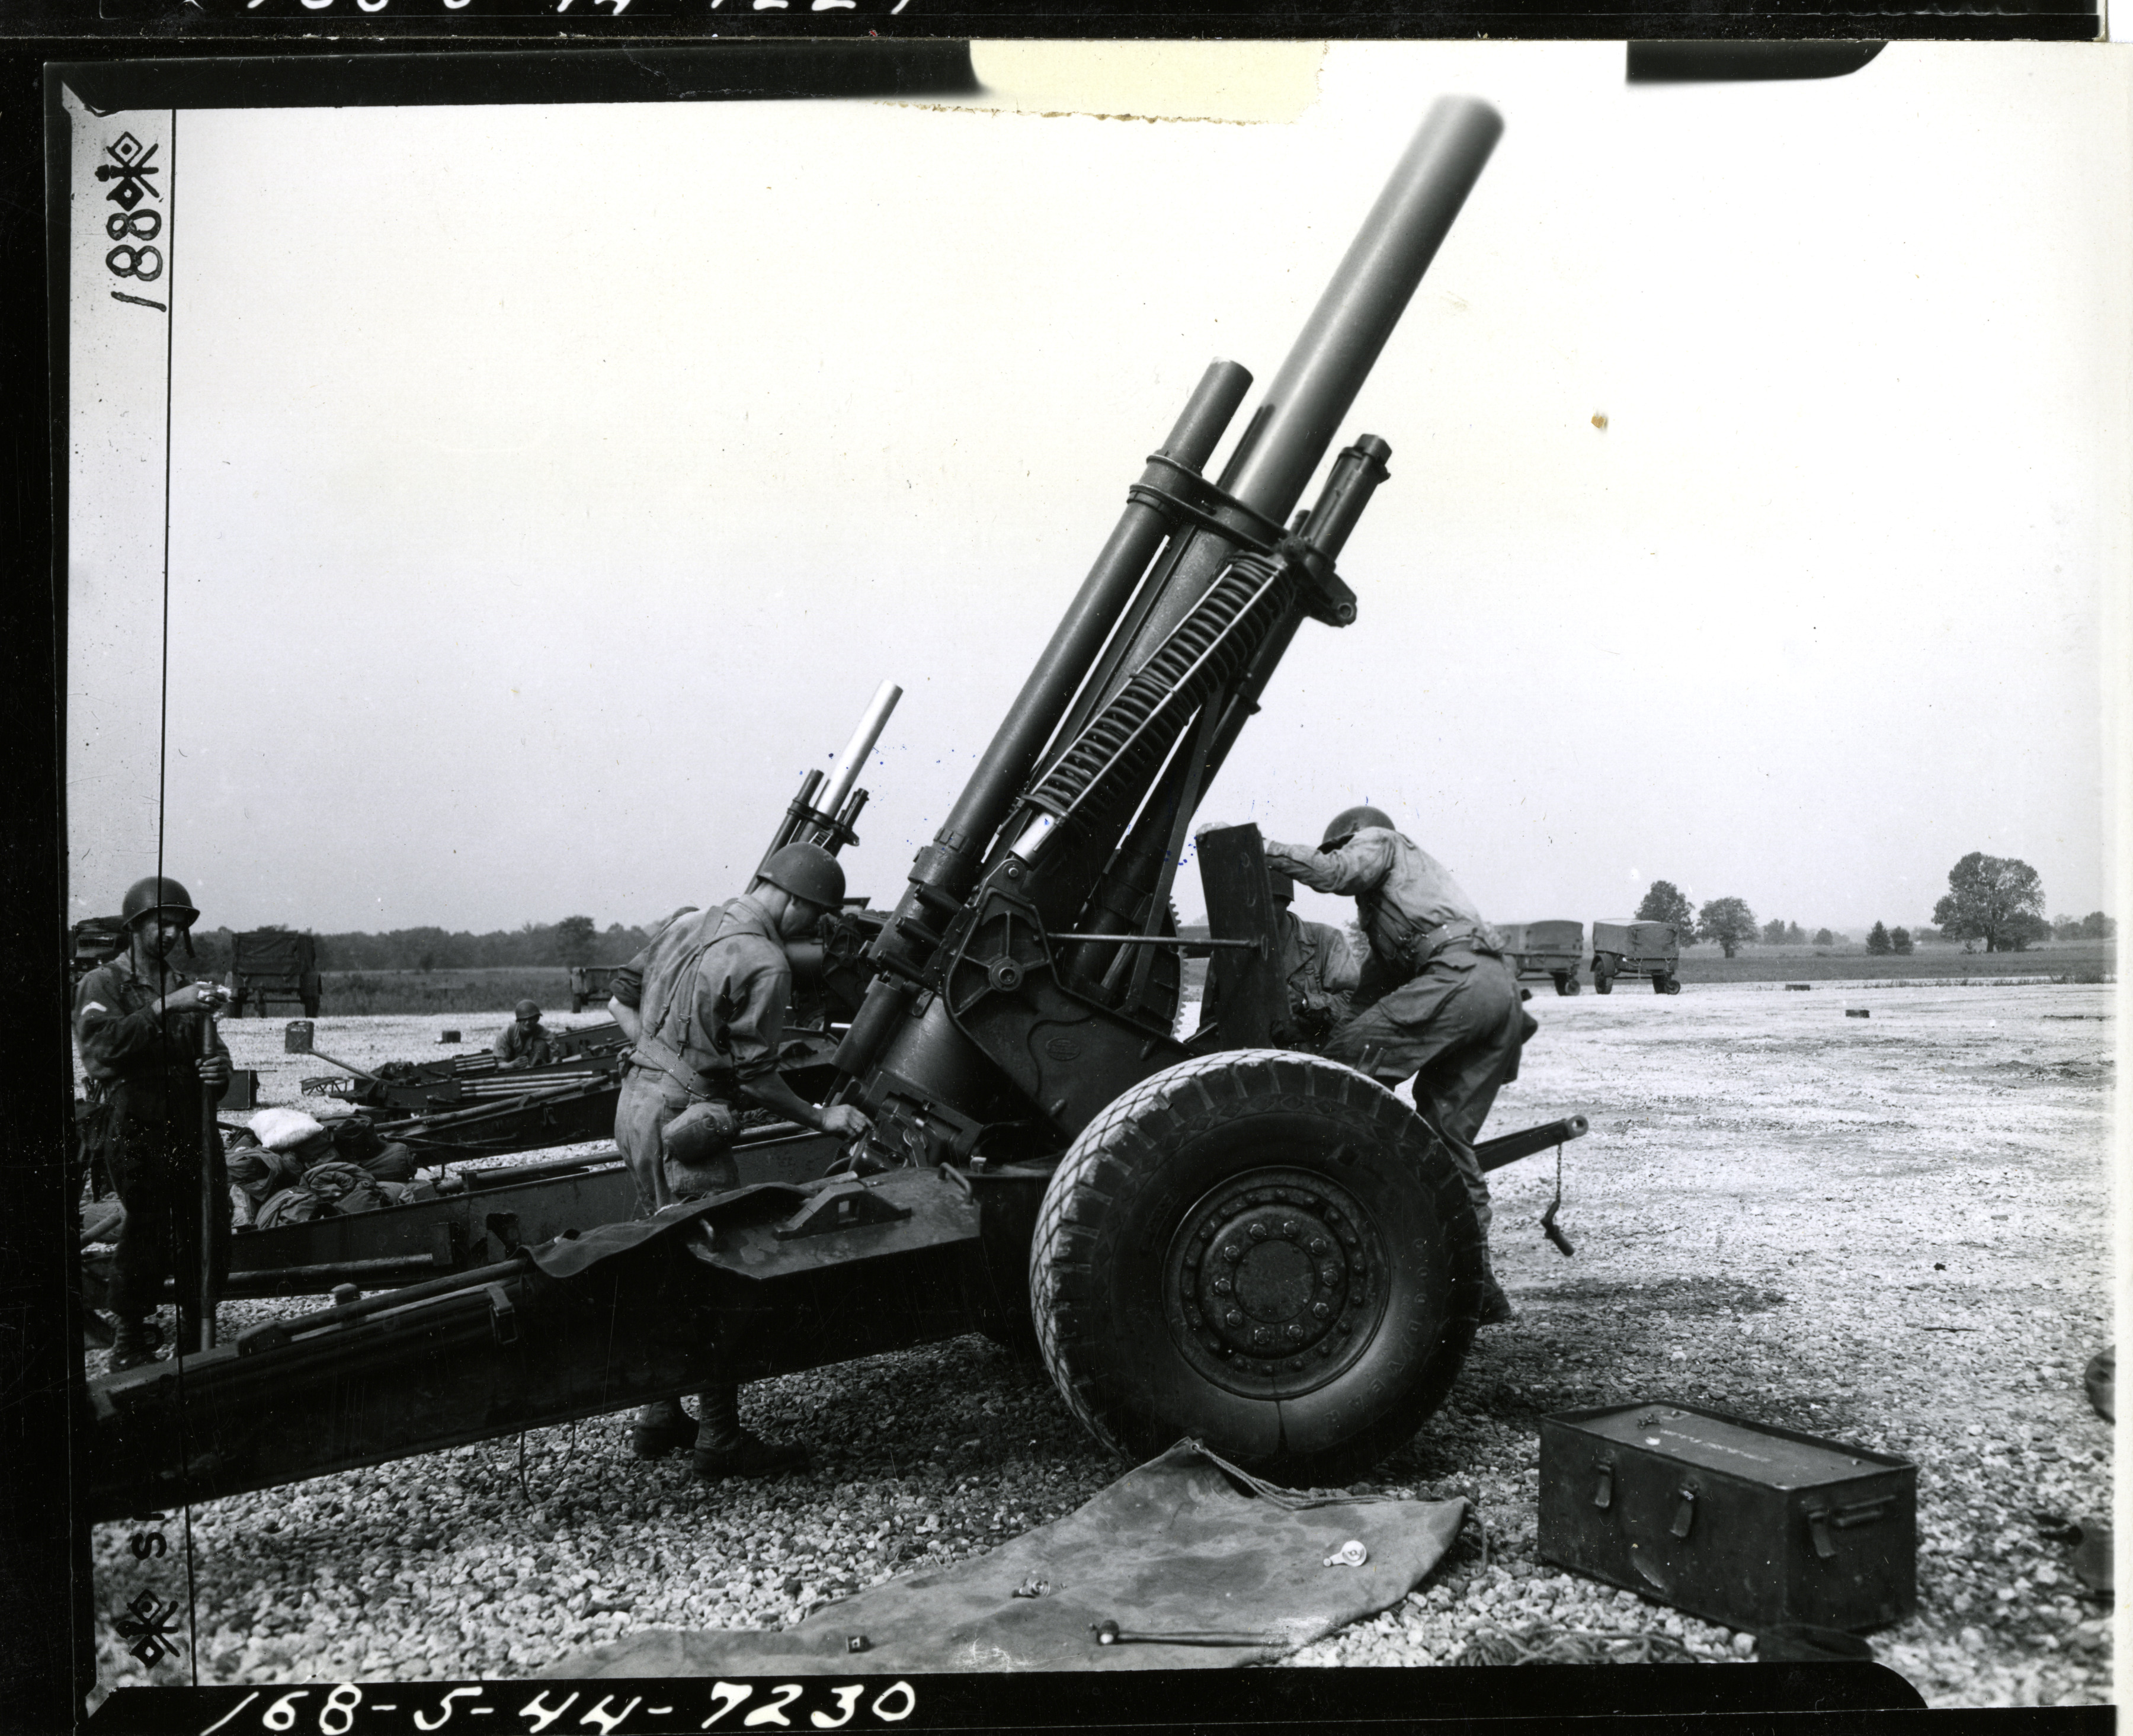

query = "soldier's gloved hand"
[197,1053,231,1087]
[818,1103,872,1141]
[160,984,211,1014]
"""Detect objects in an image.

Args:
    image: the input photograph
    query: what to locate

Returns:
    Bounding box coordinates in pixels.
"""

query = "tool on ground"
[1541,1140,1575,1257]
[1090,1618,1287,1648]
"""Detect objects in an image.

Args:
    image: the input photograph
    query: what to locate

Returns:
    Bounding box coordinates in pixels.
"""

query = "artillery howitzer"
[87,98,1593,1521]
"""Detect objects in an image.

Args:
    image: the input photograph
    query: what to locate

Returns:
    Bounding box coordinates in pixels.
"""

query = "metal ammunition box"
[1538,1401,1916,1634]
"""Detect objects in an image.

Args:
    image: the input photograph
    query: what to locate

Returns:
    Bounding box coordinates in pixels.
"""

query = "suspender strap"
[629,903,750,1101]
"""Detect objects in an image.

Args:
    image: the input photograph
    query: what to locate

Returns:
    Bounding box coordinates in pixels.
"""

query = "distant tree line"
[1623,851,2112,962]
[250,918,656,974]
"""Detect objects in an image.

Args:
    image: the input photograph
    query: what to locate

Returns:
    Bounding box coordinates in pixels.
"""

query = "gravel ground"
[84,982,2116,1708]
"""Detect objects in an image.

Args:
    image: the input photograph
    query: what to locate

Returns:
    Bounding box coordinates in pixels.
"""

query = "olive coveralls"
[1263,827,1534,1238]
[1279,910,1363,1040]
[609,895,798,1449]
[492,1020,556,1070]
[73,954,230,1330]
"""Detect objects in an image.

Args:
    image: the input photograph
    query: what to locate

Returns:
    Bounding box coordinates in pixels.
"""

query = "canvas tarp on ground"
[546,1439,1467,1676]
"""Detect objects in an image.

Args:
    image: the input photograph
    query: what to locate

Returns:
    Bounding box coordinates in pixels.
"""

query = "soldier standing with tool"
[492,999,556,1070]
[72,876,232,1370]
[1259,808,1535,1327]
[605,842,873,1478]
[1269,866,1362,1048]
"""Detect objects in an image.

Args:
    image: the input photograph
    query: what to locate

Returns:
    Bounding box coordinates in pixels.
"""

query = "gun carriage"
[87,98,1593,1521]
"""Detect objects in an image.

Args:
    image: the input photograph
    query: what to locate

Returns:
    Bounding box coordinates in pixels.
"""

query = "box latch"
[1807,1508,1836,1559]
[1591,1458,1615,1510]
[1670,1484,1699,1540]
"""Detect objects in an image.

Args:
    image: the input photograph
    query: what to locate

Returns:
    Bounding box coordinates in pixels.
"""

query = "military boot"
[691,1384,809,1481]
[1477,1271,1517,1327]
[631,1397,699,1460]
[108,1318,161,1373]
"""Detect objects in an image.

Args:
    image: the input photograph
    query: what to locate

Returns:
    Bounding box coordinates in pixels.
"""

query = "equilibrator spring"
[1023,553,1298,832]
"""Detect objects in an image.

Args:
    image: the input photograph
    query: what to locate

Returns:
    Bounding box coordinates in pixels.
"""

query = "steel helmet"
[1267,867,1295,904]
[120,875,200,929]
[1321,805,1395,850]
[514,999,542,1019]
[758,842,845,912]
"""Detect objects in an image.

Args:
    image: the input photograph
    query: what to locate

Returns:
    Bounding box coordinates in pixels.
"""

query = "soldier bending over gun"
[1260,807,1536,1327]
[607,843,872,1478]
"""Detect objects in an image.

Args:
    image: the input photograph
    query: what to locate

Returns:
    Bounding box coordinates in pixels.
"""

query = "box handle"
[1591,1459,1615,1511]
[1669,1484,1698,1540]
[1806,1498,1886,1561]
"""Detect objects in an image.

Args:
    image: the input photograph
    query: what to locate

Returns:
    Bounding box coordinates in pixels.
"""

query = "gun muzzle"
[817,680,902,827]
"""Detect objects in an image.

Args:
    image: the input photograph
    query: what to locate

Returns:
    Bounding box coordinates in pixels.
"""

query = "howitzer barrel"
[1224,97,1500,515]
[920,358,1254,889]
[861,360,1255,991]
[815,679,901,835]
[1101,97,1501,683]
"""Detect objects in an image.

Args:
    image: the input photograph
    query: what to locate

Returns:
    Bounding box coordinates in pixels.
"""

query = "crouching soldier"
[493,1000,556,1071]
[73,876,232,1369]
[1261,808,1537,1327]
[606,843,872,1478]
[1269,867,1362,1048]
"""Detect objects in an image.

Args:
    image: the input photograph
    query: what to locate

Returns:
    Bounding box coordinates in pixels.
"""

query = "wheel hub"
[1164,1167,1388,1399]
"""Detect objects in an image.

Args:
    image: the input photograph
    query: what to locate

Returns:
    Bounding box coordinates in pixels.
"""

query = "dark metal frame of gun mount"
[86,97,1599,1521]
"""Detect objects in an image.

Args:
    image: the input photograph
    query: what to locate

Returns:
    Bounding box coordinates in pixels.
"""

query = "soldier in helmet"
[604,842,873,1478]
[492,999,556,1071]
[1269,867,1362,1048]
[72,875,233,1370]
[1260,807,1535,1325]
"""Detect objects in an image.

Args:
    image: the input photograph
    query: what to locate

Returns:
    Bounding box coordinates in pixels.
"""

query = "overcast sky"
[65,43,2130,942]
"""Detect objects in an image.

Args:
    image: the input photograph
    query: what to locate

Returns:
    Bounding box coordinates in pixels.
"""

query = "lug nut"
[1312,1301,1332,1319]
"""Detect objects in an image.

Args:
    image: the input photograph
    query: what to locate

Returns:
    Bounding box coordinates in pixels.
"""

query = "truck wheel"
[1029,1049,1484,1486]
[1662,975,1682,995]
[1551,973,1574,997]
[1594,972,1613,995]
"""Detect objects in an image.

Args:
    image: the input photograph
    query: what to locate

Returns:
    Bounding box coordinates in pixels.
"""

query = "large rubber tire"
[1594,971,1613,995]
[1029,1049,1484,1486]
